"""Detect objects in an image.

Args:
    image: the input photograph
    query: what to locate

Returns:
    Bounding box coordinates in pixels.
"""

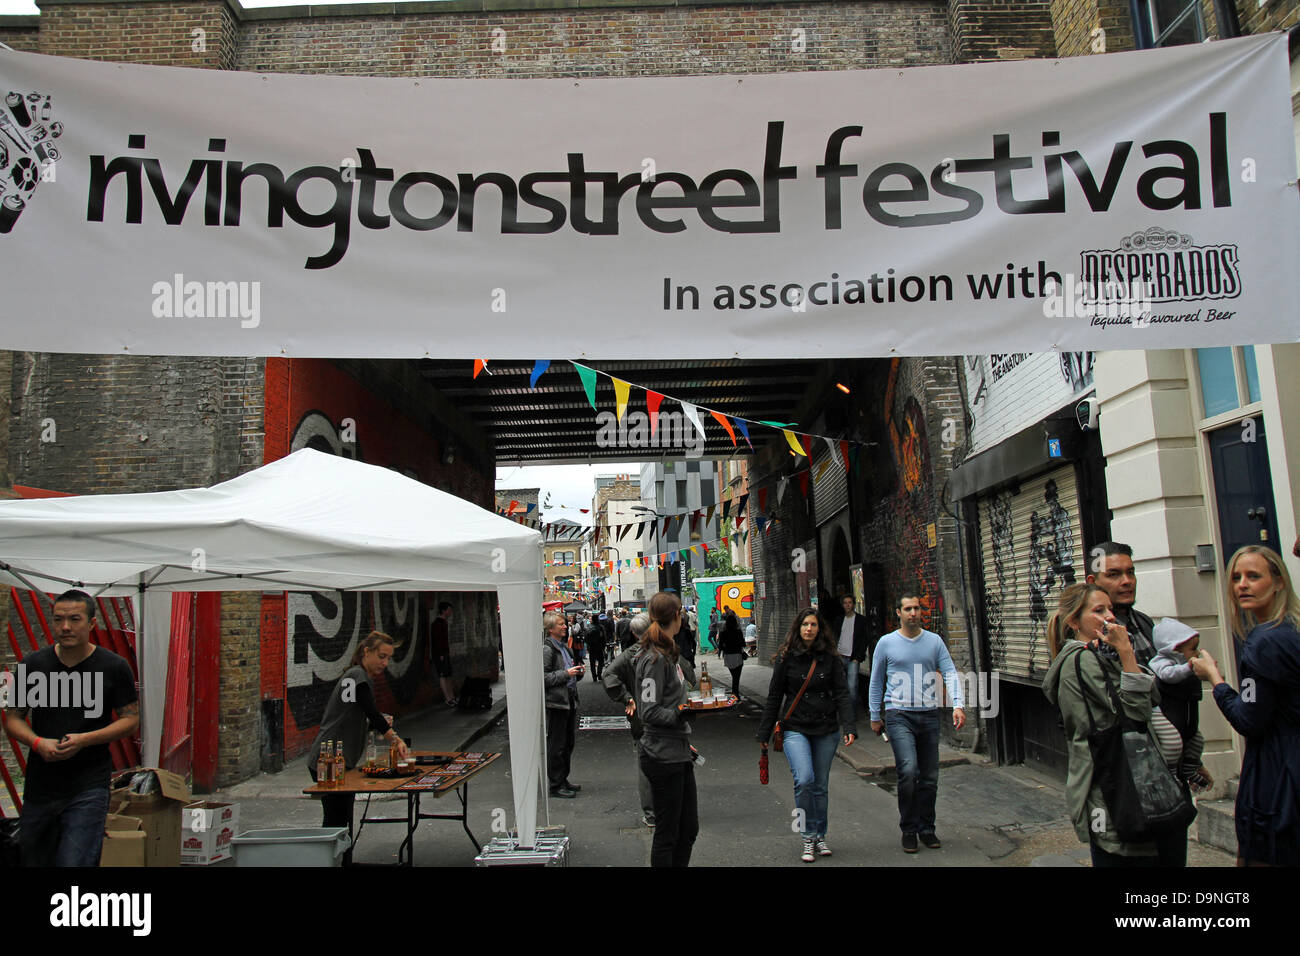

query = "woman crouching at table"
[308,631,410,832]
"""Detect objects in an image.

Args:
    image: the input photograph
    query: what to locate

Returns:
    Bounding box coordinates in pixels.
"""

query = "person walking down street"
[616,610,634,650]
[756,608,857,863]
[604,612,697,828]
[1191,546,1300,866]
[717,611,747,699]
[430,600,458,707]
[1043,583,1189,867]
[634,591,699,867]
[868,591,964,854]
[832,594,872,719]
[588,613,608,682]
[677,612,698,668]
[4,590,139,867]
[305,630,410,857]
[543,611,583,799]
[568,614,587,669]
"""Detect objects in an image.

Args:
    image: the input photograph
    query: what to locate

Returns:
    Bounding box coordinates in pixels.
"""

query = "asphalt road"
[228,669,1094,867]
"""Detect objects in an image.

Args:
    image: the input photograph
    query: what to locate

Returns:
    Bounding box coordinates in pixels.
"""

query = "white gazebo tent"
[0,448,547,846]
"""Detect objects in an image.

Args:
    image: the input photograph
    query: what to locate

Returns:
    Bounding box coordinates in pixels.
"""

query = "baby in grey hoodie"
[1151,618,1211,791]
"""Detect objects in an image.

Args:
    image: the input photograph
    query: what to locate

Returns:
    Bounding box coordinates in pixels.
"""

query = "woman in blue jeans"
[756,609,856,862]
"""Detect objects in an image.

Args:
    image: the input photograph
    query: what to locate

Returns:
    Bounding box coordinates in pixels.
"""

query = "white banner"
[0,35,1295,358]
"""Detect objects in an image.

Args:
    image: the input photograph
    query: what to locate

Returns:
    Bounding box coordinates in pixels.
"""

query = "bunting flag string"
[575,363,599,410]
[613,377,631,422]
[530,360,550,389]
[564,361,871,456]
[646,390,665,437]
[710,410,737,447]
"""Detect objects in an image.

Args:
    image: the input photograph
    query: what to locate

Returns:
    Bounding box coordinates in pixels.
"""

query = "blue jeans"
[19,787,111,867]
[841,656,860,715]
[884,709,940,835]
[782,730,839,838]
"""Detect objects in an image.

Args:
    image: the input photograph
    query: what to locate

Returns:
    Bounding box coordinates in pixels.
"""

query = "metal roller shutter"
[977,465,1084,683]
[812,442,848,526]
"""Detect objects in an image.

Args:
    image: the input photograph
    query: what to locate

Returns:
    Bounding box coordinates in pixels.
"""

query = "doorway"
[1208,417,1281,563]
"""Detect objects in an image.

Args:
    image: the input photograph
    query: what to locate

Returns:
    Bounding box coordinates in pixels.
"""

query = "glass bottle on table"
[317,742,330,787]
[334,741,346,785]
[699,662,713,698]
[366,732,377,770]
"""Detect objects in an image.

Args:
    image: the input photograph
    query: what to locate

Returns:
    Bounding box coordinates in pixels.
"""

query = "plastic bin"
[230,827,351,867]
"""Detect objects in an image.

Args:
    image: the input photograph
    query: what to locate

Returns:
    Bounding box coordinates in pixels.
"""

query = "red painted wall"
[261,359,491,760]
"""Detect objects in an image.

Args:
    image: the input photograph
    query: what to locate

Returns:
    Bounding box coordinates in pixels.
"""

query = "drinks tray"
[360,766,422,778]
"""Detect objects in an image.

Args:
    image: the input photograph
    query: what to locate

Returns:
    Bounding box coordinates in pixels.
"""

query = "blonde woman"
[1190,546,1300,866]
[1043,583,1189,866]
[308,631,410,831]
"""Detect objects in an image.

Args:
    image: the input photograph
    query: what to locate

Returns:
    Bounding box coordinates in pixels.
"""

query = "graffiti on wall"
[981,477,1076,676]
[283,410,426,729]
[1059,352,1095,394]
[983,493,1014,662]
[863,363,941,630]
[1027,479,1076,650]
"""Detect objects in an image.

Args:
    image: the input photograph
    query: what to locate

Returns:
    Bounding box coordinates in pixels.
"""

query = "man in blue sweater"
[869,591,965,854]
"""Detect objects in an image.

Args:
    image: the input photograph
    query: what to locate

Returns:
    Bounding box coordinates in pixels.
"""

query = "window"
[676,479,688,509]
[1134,0,1205,48]
[700,480,715,508]
[1194,346,1261,419]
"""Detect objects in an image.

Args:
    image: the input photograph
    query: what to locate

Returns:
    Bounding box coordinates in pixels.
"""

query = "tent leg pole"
[540,689,550,829]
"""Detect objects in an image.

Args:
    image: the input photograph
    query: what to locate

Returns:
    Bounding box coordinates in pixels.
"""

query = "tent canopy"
[0,449,546,846]
[0,448,541,595]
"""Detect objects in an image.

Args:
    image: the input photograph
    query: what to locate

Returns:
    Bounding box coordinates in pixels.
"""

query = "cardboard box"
[100,813,146,868]
[111,769,192,867]
[181,801,239,865]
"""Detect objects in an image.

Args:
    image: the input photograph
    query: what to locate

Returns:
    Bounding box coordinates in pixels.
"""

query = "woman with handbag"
[1190,545,1300,866]
[634,591,699,867]
[755,608,856,863]
[1043,582,1193,866]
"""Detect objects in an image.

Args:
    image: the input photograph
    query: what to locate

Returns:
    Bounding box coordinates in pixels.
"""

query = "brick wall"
[1237,0,1299,35]
[948,0,1056,62]
[35,0,235,68]
[236,1,951,77]
[218,589,261,783]
[1050,0,1134,57]
[0,18,39,51]
[8,354,256,494]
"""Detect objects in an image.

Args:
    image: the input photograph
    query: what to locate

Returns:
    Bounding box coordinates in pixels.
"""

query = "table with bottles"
[304,749,500,866]
[684,663,740,711]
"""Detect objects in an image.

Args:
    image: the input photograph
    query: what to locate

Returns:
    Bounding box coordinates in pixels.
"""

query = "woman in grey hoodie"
[634,591,698,867]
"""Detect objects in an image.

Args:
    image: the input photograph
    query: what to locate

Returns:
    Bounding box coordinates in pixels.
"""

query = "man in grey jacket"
[543,611,583,798]
[603,614,696,827]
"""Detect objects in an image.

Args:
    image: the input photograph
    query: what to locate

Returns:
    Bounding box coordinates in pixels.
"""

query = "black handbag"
[1075,648,1195,842]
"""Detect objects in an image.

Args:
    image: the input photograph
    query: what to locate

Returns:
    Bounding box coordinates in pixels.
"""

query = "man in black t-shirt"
[2,590,138,866]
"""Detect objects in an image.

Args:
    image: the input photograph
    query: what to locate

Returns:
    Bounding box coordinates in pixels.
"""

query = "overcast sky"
[495,462,644,527]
